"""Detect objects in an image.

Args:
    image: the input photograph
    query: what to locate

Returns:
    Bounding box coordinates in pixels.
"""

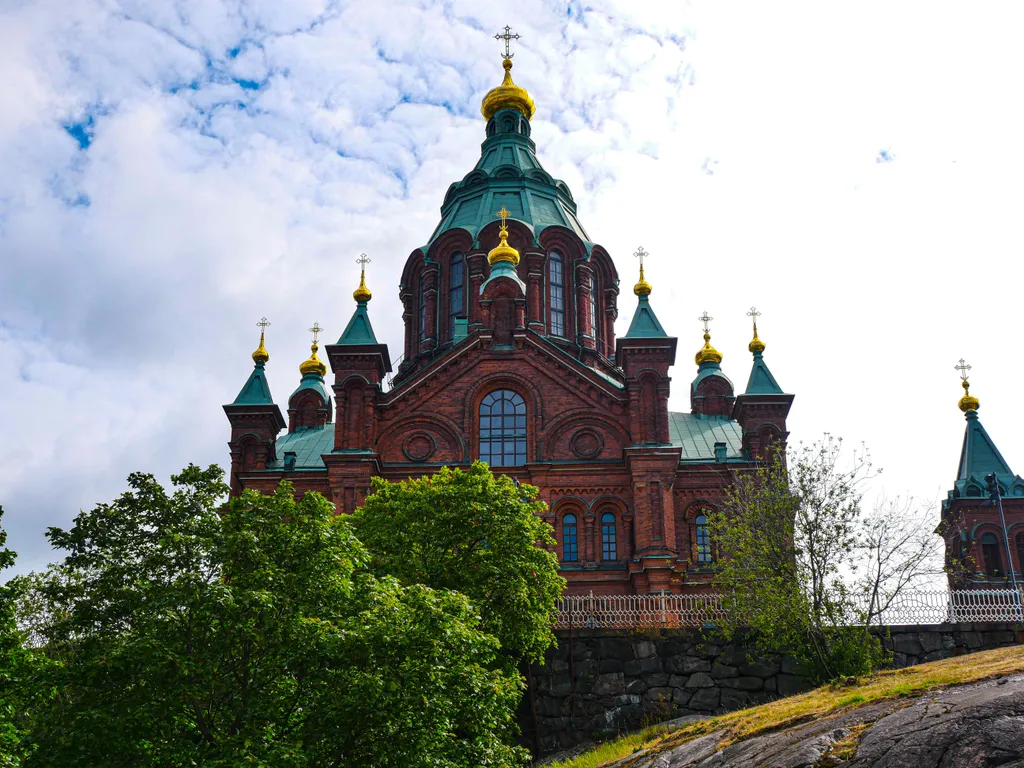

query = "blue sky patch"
[64,118,94,150]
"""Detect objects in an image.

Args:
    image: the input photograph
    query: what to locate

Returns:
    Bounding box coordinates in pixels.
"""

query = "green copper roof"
[337,301,378,345]
[428,111,590,246]
[744,351,784,395]
[265,424,334,470]
[691,360,733,394]
[290,372,329,402]
[957,410,1013,481]
[624,295,668,339]
[668,412,746,461]
[232,361,275,405]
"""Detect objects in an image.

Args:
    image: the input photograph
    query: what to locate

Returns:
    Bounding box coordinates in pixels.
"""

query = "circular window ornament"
[570,429,604,460]
[403,432,436,462]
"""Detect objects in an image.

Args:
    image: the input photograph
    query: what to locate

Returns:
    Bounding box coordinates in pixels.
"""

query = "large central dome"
[426,61,590,248]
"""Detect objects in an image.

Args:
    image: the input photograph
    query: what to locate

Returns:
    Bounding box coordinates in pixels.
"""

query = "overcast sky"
[1,0,1022,575]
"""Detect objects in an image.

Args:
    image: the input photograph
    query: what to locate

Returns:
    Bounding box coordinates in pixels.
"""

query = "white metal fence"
[554,588,1024,629]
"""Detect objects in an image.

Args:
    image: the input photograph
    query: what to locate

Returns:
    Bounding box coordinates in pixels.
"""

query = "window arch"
[563,513,578,562]
[418,275,427,343]
[479,389,527,467]
[601,512,617,561]
[449,252,464,340]
[981,532,1002,576]
[695,514,712,565]
[549,251,565,337]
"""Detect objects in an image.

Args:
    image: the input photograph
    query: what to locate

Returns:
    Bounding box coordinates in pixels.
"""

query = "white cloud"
[1,0,1022,573]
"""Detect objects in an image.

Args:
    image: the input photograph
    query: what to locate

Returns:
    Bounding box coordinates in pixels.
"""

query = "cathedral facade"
[223,51,794,595]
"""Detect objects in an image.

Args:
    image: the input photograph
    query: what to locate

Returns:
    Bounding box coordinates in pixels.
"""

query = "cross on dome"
[698,311,714,334]
[632,246,652,296]
[496,205,511,229]
[252,317,271,364]
[955,358,971,381]
[257,316,271,332]
[747,307,765,354]
[309,322,323,344]
[495,25,520,59]
[353,254,372,303]
[956,358,980,413]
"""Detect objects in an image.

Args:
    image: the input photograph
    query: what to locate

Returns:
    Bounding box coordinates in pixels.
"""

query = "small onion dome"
[299,342,327,377]
[252,331,269,364]
[488,224,520,266]
[958,379,980,413]
[481,59,536,121]
[353,270,372,303]
[695,332,723,365]
[749,327,765,354]
[634,264,652,296]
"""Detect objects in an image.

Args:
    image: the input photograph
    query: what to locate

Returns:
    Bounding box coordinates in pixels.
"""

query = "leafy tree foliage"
[23,466,528,767]
[708,439,885,682]
[351,462,564,665]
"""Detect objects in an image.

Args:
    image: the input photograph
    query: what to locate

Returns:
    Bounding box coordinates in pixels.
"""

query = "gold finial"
[955,358,980,413]
[300,322,327,376]
[481,26,536,121]
[252,317,270,364]
[747,306,765,354]
[695,311,723,365]
[487,205,521,265]
[633,246,652,296]
[353,254,372,302]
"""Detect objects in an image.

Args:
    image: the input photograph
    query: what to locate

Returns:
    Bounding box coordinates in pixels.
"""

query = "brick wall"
[522,623,1024,755]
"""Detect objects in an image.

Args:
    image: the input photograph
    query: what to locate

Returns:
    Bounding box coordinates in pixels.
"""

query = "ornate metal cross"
[495,25,520,59]
[747,306,760,332]
[698,311,713,334]
[496,205,511,227]
[955,358,972,381]
[356,253,371,270]
[256,316,271,332]
[309,322,323,344]
[633,246,648,267]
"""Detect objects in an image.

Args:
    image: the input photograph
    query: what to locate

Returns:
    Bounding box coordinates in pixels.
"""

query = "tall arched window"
[591,278,604,355]
[563,513,578,562]
[549,251,565,337]
[1016,533,1024,576]
[695,514,712,564]
[981,532,1002,576]
[418,275,427,343]
[449,252,464,340]
[601,512,617,561]
[479,389,527,467]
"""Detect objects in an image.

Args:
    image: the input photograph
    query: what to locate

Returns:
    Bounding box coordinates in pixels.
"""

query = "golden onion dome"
[481,59,536,121]
[749,326,766,354]
[488,222,520,266]
[353,269,372,303]
[252,330,269,364]
[299,342,327,377]
[958,378,980,413]
[634,264,652,296]
[695,332,723,366]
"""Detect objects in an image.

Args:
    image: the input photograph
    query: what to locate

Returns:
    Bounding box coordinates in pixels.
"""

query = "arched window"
[589,276,600,351]
[695,514,712,564]
[1016,533,1024,575]
[449,252,464,340]
[601,512,617,561]
[981,532,1002,576]
[479,389,527,467]
[563,513,578,562]
[549,251,565,337]
[418,275,427,343]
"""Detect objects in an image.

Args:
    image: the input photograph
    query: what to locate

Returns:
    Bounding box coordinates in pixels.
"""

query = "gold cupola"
[695,311,723,365]
[299,322,327,377]
[488,205,520,266]
[956,359,980,413]
[481,58,536,122]
[252,317,270,364]
[748,306,765,354]
[353,254,372,303]
[634,264,652,296]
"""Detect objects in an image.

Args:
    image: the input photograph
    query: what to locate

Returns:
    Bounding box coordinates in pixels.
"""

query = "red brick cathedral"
[223,48,793,595]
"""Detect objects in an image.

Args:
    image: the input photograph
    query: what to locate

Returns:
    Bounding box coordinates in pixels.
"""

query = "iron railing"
[554,587,1024,629]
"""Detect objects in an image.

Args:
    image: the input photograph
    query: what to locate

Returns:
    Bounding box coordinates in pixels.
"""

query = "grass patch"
[546,645,1024,768]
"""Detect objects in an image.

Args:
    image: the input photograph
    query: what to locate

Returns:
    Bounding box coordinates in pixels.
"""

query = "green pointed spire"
[624,294,667,339]
[957,410,1014,482]
[337,301,378,345]
[233,362,275,405]
[743,309,783,395]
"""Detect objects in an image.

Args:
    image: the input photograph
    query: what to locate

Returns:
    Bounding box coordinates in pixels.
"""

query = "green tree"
[708,438,885,683]
[25,466,527,767]
[351,462,564,665]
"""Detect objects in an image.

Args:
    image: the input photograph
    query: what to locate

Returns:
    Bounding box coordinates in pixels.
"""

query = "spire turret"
[337,256,380,346]
[232,318,277,406]
[623,247,666,338]
[694,311,723,365]
[481,27,535,121]
[743,307,783,395]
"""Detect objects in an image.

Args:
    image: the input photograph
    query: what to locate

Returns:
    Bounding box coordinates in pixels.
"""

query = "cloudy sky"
[2,0,1022,574]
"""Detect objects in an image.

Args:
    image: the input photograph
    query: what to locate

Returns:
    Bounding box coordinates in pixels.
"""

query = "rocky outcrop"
[609,674,1024,767]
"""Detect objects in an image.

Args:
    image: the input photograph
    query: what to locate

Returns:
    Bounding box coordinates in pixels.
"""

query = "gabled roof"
[744,351,784,395]
[624,295,668,339]
[265,424,334,470]
[667,412,746,461]
[336,302,378,345]
[232,362,275,405]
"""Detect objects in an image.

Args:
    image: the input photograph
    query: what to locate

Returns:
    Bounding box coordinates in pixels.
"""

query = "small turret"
[731,308,793,458]
[690,311,733,417]
[288,322,332,433]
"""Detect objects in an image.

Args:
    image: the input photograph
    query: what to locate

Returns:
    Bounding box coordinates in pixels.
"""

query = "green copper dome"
[426,109,590,246]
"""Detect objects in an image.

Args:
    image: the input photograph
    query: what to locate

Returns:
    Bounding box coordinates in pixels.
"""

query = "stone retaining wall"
[522,623,1024,755]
